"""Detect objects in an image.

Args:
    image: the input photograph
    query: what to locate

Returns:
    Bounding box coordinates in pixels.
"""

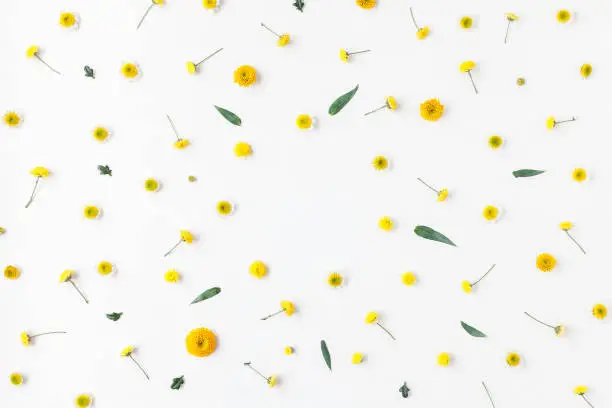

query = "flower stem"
[30,331,67,338]
[467,71,478,94]
[524,312,555,329]
[35,55,62,75]
[244,362,269,382]
[196,48,224,66]
[556,117,576,125]
[482,381,496,408]
[130,355,150,380]
[364,105,387,116]
[69,280,89,304]
[25,176,41,208]
[504,20,511,44]
[348,50,371,56]
[581,394,595,408]
[472,264,496,286]
[409,7,420,30]
[260,23,280,37]
[136,3,155,30]
[261,308,286,321]
[376,322,396,340]
[416,177,439,194]
[166,115,182,142]
[565,231,587,254]
[164,239,183,257]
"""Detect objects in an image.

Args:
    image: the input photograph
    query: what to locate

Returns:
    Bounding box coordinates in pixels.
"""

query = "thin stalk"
[130,355,150,380]
[69,280,89,304]
[196,48,224,66]
[409,7,420,30]
[581,394,595,408]
[348,50,371,56]
[417,177,439,194]
[136,3,154,30]
[163,239,183,257]
[524,312,554,329]
[261,308,285,321]
[244,362,269,382]
[556,117,576,125]
[482,381,496,408]
[376,322,396,340]
[35,55,62,75]
[30,331,67,338]
[166,115,181,142]
[467,71,478,94]
[504,20,511,44]
[364,105,387,116]
[472,264,496,286]
[25,177,41,208]
[260,23,280,37]
[565,231,587,254]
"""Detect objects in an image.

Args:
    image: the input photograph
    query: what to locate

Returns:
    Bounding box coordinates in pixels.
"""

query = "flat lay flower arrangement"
[1,1,610,407]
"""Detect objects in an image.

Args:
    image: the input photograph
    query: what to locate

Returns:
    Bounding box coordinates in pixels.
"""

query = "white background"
[1,0,611,407]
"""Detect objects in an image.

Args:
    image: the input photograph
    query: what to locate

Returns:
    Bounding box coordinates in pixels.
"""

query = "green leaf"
[106,312,123,321]
[414,225,456,247]
[399,382,410,398]
[460,321,487,338]
[84,65,95,79]
[171,375,184,390]
[98,165,112,176]
[214,105,242,126]
[512,169,546,178]
[190,287,221,305]
[293,0,305,11]
[328,85,359,116]
[320,340,332,371]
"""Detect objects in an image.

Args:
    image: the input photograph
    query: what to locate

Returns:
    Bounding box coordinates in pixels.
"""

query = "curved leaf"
[320,340,332,371]
[513,169,546,178]
[414,225,456,247]
[214,105,242,126]
[106,312,122,321]
[190,287,221,304]
[328,85,359,116]
[171,375,184,390]
[461,321,487,338]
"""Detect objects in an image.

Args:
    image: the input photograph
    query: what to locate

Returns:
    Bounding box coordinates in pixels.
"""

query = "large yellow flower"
[556,10,571,23]
[327,272,343,288]
[10,372,23,386]
[536,253,556,272]
[420,98,444,121]
[296,114,313,129]
[233,65,257,87]
[59,12,77,28]
[4,265,20,280]
[3,112,21,127]
[572,168,587,182]
[249,261,267,279]
[506,352,520,367]
[593,304,607,320]
[186,327,217,357]
[356,0,376,9]
[121,63,139,79]
[75,394,92,408]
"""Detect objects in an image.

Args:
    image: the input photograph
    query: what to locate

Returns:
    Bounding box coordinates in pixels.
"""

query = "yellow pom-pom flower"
[3,111,21,127]
[536,253,556,272]
[560,221,587,254]
[327,272,343,288]
[284,346,294,355]
[59,269,89,303]
[4,265,20,280]
[379,216,394,232]
[438,189,449,201]
[164,269,180,283]
[144,178,160,192]
[409,7,429,40]
[120,345,134,357]
[84,205,100,219]
[372,156,389,171]
[186,327,217,357]
[59,12,77,28]
[352,353,363,364]
[234,142,252,158]
[580,64,592,79]
[121,63,139,79]
[92,126,110,142]
[572,168,587,182]
[488,136,503,149]
[483,205,500,222]
[202,0,218,10]
[356,0,376,9]
[437,352,451,366]
[420,98,444,121]
[556,10,572,23]
[249,261,268,279]
[26,45,38,58]
[75,394,92,408]
[98,261,114,276]
[174,139,190,149]
[506,352,520,367]
[21,329,66,346]
[296,114,313,130]
[10,372,23,386]
[460,16,473,29]
[574,386,588,395]
[504,13,519,44]
[217,200,234,215]
[234,65,257,87]
[402,272,416,286]
[593,303,607,320]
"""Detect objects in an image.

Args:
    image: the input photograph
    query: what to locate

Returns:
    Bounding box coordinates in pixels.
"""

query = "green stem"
[244,362,269,382]
[565,231,587,254]
[556,117,576,125]
[166,115,181,142]
[261,308,285,321]
[364,105,387,116]
[376,322,396,340]
[35,55,62,75]
[348,50,371,56]
[130,355,150,380]
[416,177,439,194]
[524,312,555,329]
[409,7,420,30]
[472,264,496,286]
[196,48,224,66]
[504,20,511,44]
[467,71,478,94]
[69,280,89,304]
[581,394,595,408]
[30,331,67,338]
[136,3,155,30]
[482,381,496,408]
[260,23,280,37]
[164,239,183,257]
[25,176,41,208]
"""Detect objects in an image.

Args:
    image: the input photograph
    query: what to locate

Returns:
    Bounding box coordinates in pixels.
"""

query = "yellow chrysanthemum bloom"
[0,227,5,235]
[249,261,268,279]
[75,394,92,408]
[188,175,197,182]
[506,13,518,21]
[437,189,449,202]
[153,0,164,4]
[186,62,197,74]
[460,16,473,29]
[278,34,290,47]
[30,167,50,178]
[556,10,571,23]
[284,346,294,355]
[281,300,295,316]
[574,386,588,395]
[461,280,472,293]
[506,352,520,367]
[268,375,277,388]
[516,77,525,86]
[339,49,349,62]
[26,45,39,58]
[185,327,217,357]
[536,253,556,272]
[97,261,113,276]
[121,63,139,79]
[217,200,234,215]
[59,12,77,28]
[84,206,100,219]
[356,0,376,9]
[3,112,21,127]
[416,26,429,40]
[488,136,503,149]
[554,325,566,337]
[546,116,556,130]
[437,352,450,366]
[144,178,159,192]
[352,353,363,364]
[233,65,257,87]
[372,156,388,171]
[482,205,499,221]
[327,272,343,288]
[386,96,397,110]
[174,139,190,149]
[420,98,444,121]
[203,0,217,9]
[164,269,180,283]
[580,64,592,79]
[92,126,109,142]
[59,269,73,283]
[234,142,252,157]
[402,272,416,286]
[296,114,313,129]
[120,345,134,357]
[572,168,587,182]
[10,372,23,386]
[460,60,476,72]
[365,311,378,324]
[21,332,30,346]
[4,265,20,280]
[560,221,572,231]
[379,216,394,231]
[180,230,194,243]
[593,304,607,320]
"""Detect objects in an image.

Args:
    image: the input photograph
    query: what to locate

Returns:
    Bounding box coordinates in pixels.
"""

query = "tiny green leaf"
[106,312,123,321]
[214,105,242,126]
[320,340,332,371]
[98,165,112,176]
[190,287,221,304]
[461,321,487,338]
[84,65,95,79]
[171,375,184,390]
[414,225,456,247]
[328,85,359,116]
[399,382,410,398]
[512,169,546,178]
[293,0,305,12]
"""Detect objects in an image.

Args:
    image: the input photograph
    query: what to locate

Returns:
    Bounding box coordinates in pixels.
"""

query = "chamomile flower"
[327,272,343,288]
[3,111,22,127]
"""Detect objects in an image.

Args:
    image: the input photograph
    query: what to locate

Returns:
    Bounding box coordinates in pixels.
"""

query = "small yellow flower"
[574,386,588,395]
[482,205,499,221]
[181,230,194,243]
[580,64,592,79]
[327,272,343,288]
[460,61,476,72]
[556,10,572,23]
[30,167,50,178]
[249,261,268,279]
[437,352,451,367]
[234,142,252,158]
[365,311,378,324]
[59,12,77,28]
[186,48,224,75]
[402,272,416,286]
[284,346,294,355]
[555,325,566,337]
[572,168,587,182]
[120,345,134,357]
[186,62,197,74]
[420,98,444,121]
[92,126,109,142]
[281,300,295,316]
[10,372,23,386]
[4,265,20,280]
[278,34,290,47]
[506,352,520,367]
[461,280,472,293]
[339,48,371,62]
[234,65,257,87]
[97,261,114,276]
[202,0,217,9]
[84,205,100,219]
[75,394,92,408]
[560,221,572,231]
[352,353,363,364]
[536,253,556,272]
[378,216,394,231]
[20,332,30,346]
[268,375,277,388]
[488,136,503,149]
[356,0,376,9]
[506,13,518,21]
[296,114,313,130]
[121,63,139,79]
[386,96,397,110]
[3,112,21,127]
[144,178,160,192]
[516,77,525,86]
[372,156,389,171]
[416,27,429,40]
[188,175,197,182]
[437,189,449,202]
[174,139,190,149]
[59,269,73,283]
[460,16,473,29]
[593,304,607,320]
[547,115,576,130]
[0,227,5,235]
[217,200,234,215]
[26,45,39,58]
[165,269,180,283]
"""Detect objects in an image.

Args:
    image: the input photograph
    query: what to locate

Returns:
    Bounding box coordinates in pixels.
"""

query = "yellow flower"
[574,386,588,395]
[461,280,472,293]
[420,98,444,121]
[352,353,363,364]
[75,394,92,408]
[188,175,197,182]
[268,375,277,387]
[185,327,217,357]
[488,136,503,149]
[572,168,587,182]
[278,34,290,47]
[356,0,376,9]
[121,63,139,79]
[284,346,294,355]
[580,64,592,79]
[202,0,217,9]
[506,352,520,367]
[59,269,73,282]
[0,227,5,235]
[234,65,257,87]
[84,205,100,219]
[560,221,572,231]
[505,13,518,21]
[59,12,77,28]
[164,269,180,283]
[365,311,378,324]
[593,304,607,320]
[379,216,394,231]
[144,178,160,192]
[372,156,388,171]
[546,116,556,130]
[482,205,499,221]
[516,77,525,86]
[327,272,343,288]
[296,114,313,129]
[556,10,571,23]
[459,61,476,72]
[416,27,429,40]
[174,139,190,149]
[92,126,109,142]
[186,62,197,74]
[4,265,20,280]
[3,112,21,127]
[281,300,295,316]
[234,142,252,157]
[402,272,416,286]
[249,261,268,279]
[10,372,23,386]
[460,16,473,29]
[20,332,30,346]
[555,325,566,336]
[386,96,397,110]
[97,261,113,276]
[217,200,234,215]
[153,0,164,4]
[30,167,50,178]
[181,230,194,243]
[120,345,134,357]
[26,45,39,58]
[339,49,349,62]
[185,48,223,75]
[536,253,556,272]
[437,189,449,202]
[437,352,450,366]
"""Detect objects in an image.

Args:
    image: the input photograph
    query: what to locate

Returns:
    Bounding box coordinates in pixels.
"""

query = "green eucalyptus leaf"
[98,165,112,176]
[190,287,221,305]
[414,225,456,247]
[214,105,242,126]
[106,312,122,321]
[320,340,332,371]
[84,65,95,79]
[512,169,546,178]
[460,321,487,338]
[328,85,359,116]
[171,375,184,390]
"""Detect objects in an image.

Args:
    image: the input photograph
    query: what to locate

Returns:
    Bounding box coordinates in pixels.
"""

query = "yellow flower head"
[144,178,159,192]
[516,77,525,86]
[30,167,50,178]
[20,332,31,346]
[284,346,294,355]
[84,206,100,219]
[327,272,343,288]
[536,253,556,272]
[460,16,473,29]
[339,49,349,62]
[59,269,73,282]
[10,372,23,386]
[202,0,217,9]
[352,352,363,364]
[121,63,139,79]
[437,352,450,366]
[98,261,114,276]
[574,386,588,395]
[153,0,165,4]
[506,13,518,21]
[580,64,592,79]
[559,221,572,231]
[386,96,397,110]
[0,227,5,235]
[593,304,607,320]
[186,62,197,74]
[188,175,197,182]
[217,200,234,215]
[26,45,39,58]
[437,189,449,202]
[420,98,444,121]
[233,65,257,87]
[572,168,587,182]
[92,126,109,142]
[554,325,566,337]
[164,269,180,283]
[506,352,520,367]
[461,280,472,293]
[234,142,252,158]
[296,114,313,129]
[356,0,376,9]
[59,12,77,28]
[120,345,134,357]
[278,34,290,47]
[556,10,571,23]
[488,136,503,149]
[379,216,394,231]
[75,394,92,408]
[180,230,194,243]
[372,156,388,171]
[460,60,476,72]
[174,139,190,149]
[365,311,378,324]
[3,112,21,127]
[482,205,499,221]
[546,116,556,130]
[4,265,20,280]
[268,375,277,388]
[249,261,268,279]
[185,327,217,357]
[402,272,416,286]
[281,300,295,316]
[416,26,429,40]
